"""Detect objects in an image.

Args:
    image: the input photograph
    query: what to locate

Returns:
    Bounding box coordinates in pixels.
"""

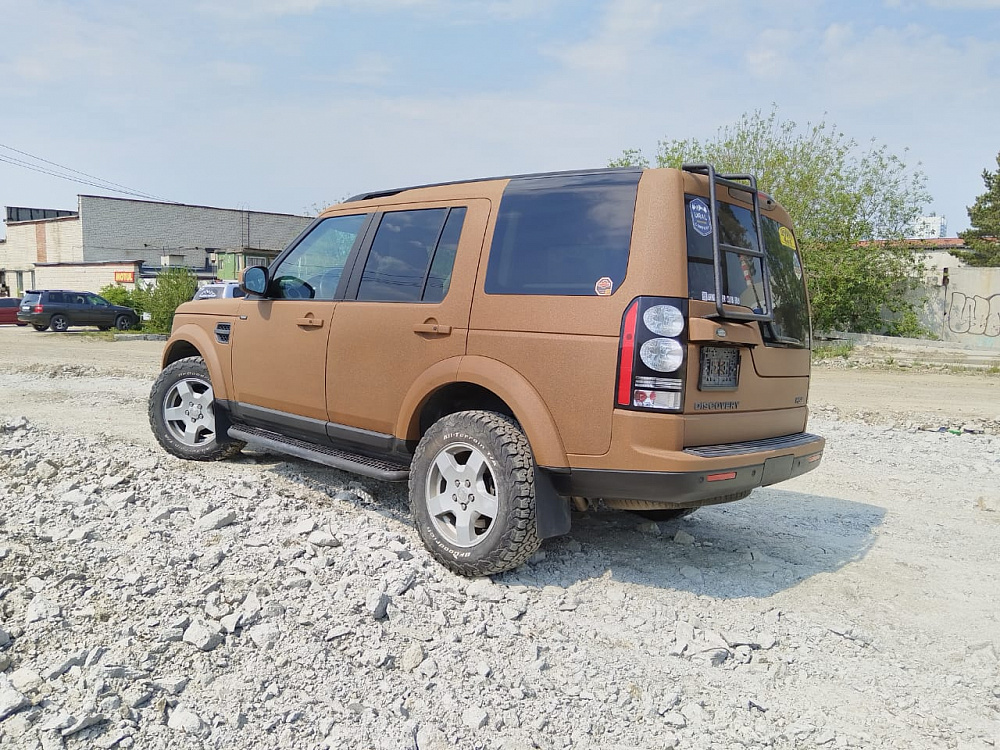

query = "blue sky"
[2,0,999,237]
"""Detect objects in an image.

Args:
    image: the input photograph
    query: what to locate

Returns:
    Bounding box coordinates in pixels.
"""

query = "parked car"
[193,281,245,300]
[0,298,27,326]
[17,290,139,332]
[150,165,824,576]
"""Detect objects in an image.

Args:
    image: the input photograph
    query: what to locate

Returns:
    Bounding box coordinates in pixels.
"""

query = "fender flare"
[161,324,231,403]
[395,355,568,469]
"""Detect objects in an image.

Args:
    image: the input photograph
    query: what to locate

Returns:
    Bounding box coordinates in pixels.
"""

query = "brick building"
[0,196,312,296]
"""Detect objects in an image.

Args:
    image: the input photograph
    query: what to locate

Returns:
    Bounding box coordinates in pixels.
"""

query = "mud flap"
[534,465,572,539]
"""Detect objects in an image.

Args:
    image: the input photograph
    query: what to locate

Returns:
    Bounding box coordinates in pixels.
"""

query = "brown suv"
[149,166,824,575]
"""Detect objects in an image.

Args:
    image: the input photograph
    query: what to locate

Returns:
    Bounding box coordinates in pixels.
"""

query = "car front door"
[230,213,370,441]
[325,200,489,437]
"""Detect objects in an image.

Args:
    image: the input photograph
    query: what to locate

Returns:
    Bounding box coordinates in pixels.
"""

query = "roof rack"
[344,167,642,203]
[682,164,775,325]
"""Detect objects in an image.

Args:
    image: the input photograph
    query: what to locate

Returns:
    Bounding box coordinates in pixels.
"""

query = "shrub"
[140,267,198,333]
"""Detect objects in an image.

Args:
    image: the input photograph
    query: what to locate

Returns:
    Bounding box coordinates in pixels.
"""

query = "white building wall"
[34,262,143,293]
[2,217,83,269]
[79,196,311,267]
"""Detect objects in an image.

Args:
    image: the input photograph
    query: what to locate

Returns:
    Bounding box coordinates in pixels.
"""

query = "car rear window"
[484,171,640,296]
[21,293,39,305]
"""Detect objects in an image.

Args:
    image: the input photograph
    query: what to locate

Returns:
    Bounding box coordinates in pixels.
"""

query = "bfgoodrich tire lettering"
[409,410,541,576]
[148,356,244,461]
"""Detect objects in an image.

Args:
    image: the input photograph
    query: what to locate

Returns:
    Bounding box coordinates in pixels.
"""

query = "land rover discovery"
[149,165,824,575]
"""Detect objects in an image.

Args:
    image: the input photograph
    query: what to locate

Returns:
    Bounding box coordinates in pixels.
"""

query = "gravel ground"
[0,328,999,750]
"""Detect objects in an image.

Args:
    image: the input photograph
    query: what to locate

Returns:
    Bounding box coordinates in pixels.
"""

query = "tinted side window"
[423,207,466,303]
[48,292,65,303]
[271,214,368,300]
[357,209,449,302]
[484,172,640,296]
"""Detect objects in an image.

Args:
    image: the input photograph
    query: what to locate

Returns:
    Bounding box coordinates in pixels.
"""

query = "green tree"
[138,267,198,333]
[98,283,147,318]
[612,107,932,334]
[955,151,1000,266]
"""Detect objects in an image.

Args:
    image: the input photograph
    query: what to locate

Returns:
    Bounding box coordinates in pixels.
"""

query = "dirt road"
[1,326,998,750]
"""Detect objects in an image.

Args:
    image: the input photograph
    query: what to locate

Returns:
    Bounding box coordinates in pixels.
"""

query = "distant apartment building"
[0,195,312,295]
[908,215,948,240]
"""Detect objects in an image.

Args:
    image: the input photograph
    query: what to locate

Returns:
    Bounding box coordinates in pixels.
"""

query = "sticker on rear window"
[779,226,797,249]
[595,277,614,296]
[690,198,712,237]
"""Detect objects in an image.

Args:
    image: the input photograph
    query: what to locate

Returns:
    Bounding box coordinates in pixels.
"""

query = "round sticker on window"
[690,198,712,237]
[595,277,614,296]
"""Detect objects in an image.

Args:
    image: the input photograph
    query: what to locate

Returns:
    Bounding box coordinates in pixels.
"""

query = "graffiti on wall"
[948,292,1000,337]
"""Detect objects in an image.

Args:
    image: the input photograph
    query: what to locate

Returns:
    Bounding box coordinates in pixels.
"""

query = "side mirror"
[242,266,269,296]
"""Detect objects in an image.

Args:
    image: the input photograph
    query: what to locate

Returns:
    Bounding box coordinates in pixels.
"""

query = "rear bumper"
[543,432,824,505]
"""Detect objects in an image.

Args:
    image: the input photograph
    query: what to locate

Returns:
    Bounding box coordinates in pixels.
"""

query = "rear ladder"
[682,164,774,324]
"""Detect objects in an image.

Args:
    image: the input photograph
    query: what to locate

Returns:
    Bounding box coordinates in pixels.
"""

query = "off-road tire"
[148,356,244,461]
[409,410,541,576]
[50,314,69,333]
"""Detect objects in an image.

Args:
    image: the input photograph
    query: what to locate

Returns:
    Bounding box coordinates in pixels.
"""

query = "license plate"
[700,347,740,390]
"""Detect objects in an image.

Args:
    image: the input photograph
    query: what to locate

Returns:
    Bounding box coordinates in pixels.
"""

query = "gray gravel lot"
[0,327,998,749]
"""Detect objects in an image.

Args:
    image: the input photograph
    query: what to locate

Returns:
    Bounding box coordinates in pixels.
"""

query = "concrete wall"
[920,267,1000,349]
[80,196,311,268]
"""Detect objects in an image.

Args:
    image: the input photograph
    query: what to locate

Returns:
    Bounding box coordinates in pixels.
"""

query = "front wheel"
[50,314,69,332]
[148,356,244,461]
[115,314,133,331]
[409,411,541,576]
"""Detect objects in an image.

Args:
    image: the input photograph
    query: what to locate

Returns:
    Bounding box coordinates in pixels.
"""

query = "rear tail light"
[616,297,687,412]
[33,304,43,313]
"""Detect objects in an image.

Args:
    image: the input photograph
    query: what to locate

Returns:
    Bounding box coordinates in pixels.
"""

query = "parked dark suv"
[18,290,138,332]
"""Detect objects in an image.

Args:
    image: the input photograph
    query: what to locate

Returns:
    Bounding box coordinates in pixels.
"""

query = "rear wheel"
[409,410,541,576]
[148,356,244,461]
[32,324,48,332]
[50,315,69,333]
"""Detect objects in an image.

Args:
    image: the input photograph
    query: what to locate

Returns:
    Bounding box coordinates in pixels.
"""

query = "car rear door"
[325,200,489,436]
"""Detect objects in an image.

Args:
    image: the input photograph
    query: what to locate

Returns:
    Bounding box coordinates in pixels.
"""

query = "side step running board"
[228,425,410,481]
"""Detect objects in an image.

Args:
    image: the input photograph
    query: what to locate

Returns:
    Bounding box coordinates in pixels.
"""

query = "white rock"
[307,530,341,547]
[673,529,696,545]
[25,594,61,623]
[9,667,42,693]
[366,590,390,620]
[0,676,28,720]
[153,676,189,695]
[168,707,208,737]
[462,706,489,730]
[637,521,660,535]
[467,579,505,602]
[401,643,425,672]
[195,507,237,531]
[183,620,223,651]
[62,713,106,737]
[248,623,280,649]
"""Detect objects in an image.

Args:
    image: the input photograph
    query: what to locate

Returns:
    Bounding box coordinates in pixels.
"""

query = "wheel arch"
[161,324,231,402]
[395,355,568,468]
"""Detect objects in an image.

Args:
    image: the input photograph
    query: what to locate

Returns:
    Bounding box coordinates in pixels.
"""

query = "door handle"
[296,317,324,328]
[413,323,452,335]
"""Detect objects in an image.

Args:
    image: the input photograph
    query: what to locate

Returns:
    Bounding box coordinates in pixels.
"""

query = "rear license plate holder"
[699,346,740,391]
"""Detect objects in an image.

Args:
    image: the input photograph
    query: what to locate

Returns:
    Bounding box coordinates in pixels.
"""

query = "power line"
[0,143,170,202]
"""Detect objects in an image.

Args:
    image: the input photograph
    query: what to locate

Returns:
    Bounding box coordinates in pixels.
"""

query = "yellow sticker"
[779,226,796,250]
